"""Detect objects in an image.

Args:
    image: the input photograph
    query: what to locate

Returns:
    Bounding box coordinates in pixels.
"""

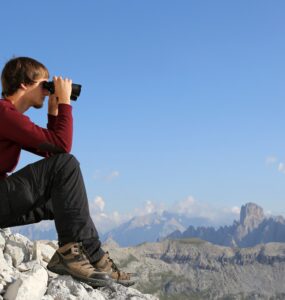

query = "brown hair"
[1,57,49,98]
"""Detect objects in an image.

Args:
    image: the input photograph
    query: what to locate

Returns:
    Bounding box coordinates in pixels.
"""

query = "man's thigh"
[0,156,57,224]
[0,153,77,227]
[0,165,35,219]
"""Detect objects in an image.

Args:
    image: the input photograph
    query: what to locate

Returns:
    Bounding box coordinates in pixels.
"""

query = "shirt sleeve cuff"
[58,103,72,114]
[47,114,57,130]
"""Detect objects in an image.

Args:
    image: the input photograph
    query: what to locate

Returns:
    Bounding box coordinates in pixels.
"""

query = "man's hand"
[53,76,72,105]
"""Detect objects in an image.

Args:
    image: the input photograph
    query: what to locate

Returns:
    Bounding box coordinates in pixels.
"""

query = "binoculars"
[43,81,82,101]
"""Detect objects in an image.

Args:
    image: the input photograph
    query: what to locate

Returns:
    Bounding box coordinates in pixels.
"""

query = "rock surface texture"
[103,237,285,300]
[0,229,158,300]
[2,226,285,299]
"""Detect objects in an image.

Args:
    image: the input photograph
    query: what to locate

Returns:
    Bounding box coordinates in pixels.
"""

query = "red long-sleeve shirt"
[0,98,73,179]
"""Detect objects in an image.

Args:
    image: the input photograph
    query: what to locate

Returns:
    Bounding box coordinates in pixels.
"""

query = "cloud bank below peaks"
[89,195,241,234]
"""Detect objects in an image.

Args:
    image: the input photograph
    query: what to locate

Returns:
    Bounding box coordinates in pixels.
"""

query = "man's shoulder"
[0,99,20,118]
[0,99,26,122]
[0,99,15,111]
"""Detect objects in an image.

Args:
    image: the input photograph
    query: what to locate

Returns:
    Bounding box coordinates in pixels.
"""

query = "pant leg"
[0,153,104,263]
[0,198,54,228]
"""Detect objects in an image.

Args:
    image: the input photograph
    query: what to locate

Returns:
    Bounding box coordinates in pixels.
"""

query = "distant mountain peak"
[240,202,265,227]
[166,202,285,248]
[128,211,163,229]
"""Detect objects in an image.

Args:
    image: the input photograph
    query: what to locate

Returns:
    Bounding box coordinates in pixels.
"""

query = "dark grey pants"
[0,153,104,263]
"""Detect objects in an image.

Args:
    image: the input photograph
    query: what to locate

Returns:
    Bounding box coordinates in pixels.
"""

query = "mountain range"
[167,202,285,247]
[103,238,285,299]
[11,202,285,249]
[101,211,214,247]
[102,202,285,248]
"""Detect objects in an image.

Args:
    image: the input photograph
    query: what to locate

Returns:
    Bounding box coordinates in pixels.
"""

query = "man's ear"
[20,83,28,90]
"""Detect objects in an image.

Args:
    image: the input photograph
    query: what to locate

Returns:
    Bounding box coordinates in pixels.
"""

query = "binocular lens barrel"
[43,81,82,101]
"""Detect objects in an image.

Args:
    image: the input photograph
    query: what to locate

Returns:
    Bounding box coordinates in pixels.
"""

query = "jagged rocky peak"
[240,202,265,228]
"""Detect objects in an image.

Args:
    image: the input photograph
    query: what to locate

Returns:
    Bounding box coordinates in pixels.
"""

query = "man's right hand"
[53,76,72,105]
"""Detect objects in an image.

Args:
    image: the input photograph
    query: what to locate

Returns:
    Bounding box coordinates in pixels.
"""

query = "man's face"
[24,77,50,109]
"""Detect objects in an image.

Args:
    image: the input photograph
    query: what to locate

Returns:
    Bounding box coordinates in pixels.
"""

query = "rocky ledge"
[0,229,158,300]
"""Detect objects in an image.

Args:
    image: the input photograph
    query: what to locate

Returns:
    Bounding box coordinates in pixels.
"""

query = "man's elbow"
[38,142,71,154]
[61,140,72,153]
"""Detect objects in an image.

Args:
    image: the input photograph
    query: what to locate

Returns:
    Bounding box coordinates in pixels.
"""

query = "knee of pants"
[55,153,80,173]
[56,153,79,166]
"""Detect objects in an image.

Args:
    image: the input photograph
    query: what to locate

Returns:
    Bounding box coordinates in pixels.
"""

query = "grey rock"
[104,238,285,299]
[32,241,55,263]
[0,249,15,285]
[41,296,54,300]
[0,229,11,238]
[3,254,13,268]
[4,233,32,268]
[45,276,158,300]
[0,234,5,250]
[4,240,28,267]
[46,276,98,300]
[4,264,48,300]
[0,281,6,295]
[100,284,159,300]
[17,260,38,272]
[0,229,158,300]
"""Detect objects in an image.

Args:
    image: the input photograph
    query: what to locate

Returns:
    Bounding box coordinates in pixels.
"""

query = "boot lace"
[105,251,132,280]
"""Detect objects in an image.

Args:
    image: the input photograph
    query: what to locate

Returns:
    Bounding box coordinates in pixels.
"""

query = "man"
[0,57,135,287]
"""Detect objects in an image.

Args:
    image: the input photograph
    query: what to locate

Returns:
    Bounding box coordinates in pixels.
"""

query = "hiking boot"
[47,242,111,287]
[93,251,137,287]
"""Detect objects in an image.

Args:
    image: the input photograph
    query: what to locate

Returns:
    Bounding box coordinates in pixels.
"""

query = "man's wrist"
[57,101,70,104]
[48,109,58,116]
[56,96,71,105]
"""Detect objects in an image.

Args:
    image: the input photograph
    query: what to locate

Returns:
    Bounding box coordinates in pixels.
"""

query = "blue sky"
[1,0,285,229]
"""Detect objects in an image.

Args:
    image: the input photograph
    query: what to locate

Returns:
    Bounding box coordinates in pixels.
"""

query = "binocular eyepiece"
[43,81,82,101]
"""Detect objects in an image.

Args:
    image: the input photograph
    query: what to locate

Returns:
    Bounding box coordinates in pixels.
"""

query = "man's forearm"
[48,94,59,116]
[48,108,58,116]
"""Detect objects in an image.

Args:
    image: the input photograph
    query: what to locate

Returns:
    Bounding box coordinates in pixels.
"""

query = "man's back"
[0,98,72,179]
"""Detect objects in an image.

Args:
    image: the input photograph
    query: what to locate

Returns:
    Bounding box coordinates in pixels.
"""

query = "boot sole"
[115,279,137,287]
[47,264,112,288]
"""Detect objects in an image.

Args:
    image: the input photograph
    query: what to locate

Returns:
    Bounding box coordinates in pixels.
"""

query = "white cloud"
[171,196,217,220]
[94,196,105,212]
[93,170,120,182]
[106,171,120,181]
[89,198,167,234]
[170,196,241,225]
[84,194,243,234]
[171,196,196,214]
[89,196,132,233]
[278,163,285,173]
[266,156,277,165]
[231,206,241,215]
[133,200,165,216]
[265,155,285,175]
